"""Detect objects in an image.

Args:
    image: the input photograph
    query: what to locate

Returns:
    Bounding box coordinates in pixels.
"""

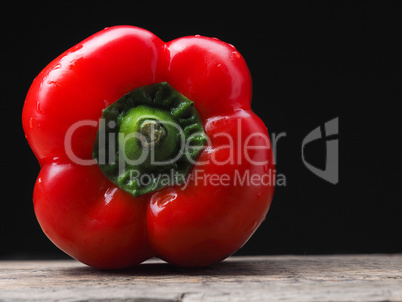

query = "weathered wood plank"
[1,255,401,301]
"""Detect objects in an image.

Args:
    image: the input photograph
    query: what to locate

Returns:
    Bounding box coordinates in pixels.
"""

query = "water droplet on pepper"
[36,101,42,114]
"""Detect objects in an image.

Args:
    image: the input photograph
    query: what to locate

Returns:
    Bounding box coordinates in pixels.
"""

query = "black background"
[1,2,400,260]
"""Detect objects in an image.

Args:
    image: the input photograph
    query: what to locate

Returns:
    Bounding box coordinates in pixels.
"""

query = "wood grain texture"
[1,255,402,301]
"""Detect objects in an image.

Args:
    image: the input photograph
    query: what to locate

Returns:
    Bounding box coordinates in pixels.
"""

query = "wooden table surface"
[1,255,401,301]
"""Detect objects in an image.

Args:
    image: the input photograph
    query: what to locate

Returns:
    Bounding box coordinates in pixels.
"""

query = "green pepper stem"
[118,105,180,166]
[138,119,166,147]
[92,82,207,197]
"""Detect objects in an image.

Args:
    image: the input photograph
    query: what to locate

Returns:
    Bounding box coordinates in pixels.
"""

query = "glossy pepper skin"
[22,26,275,269]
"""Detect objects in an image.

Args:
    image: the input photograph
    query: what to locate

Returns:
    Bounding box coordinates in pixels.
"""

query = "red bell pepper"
[22,26,275,268]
